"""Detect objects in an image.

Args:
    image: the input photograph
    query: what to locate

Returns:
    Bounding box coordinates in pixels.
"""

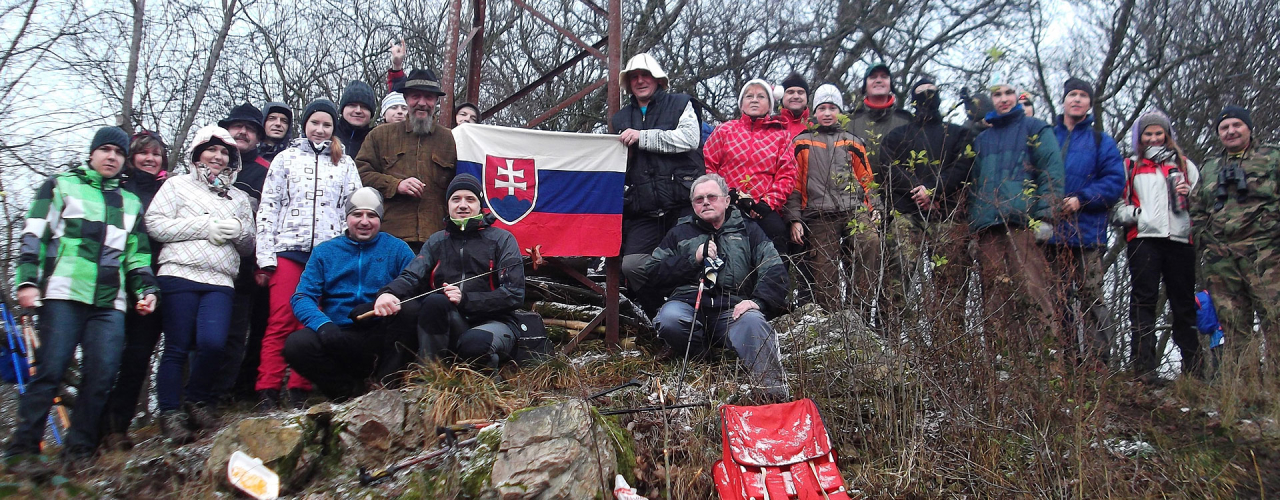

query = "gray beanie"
[345,186,384,218]
[339,81,378,115]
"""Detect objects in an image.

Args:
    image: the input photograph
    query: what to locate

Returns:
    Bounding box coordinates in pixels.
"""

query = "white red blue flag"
[453,124,626,257]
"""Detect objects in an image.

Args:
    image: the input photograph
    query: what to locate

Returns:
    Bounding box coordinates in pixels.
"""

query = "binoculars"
[1214,160,1249,211]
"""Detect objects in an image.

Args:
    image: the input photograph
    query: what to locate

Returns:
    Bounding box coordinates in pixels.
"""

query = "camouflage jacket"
[1192,143,1280,245]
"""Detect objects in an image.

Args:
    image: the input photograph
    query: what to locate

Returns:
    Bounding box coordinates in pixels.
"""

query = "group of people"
[5,59,522,479]
[7,47,1278,479]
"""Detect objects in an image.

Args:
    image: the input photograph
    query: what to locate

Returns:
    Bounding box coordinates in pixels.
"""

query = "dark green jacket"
[967,107,1064,232]
[640,207,789,315]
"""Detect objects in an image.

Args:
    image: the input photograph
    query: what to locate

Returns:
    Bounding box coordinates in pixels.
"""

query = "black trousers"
[100,307,163,436]
[1127,238,1201,375]
[417,294,515,368]
[283,300,420,401]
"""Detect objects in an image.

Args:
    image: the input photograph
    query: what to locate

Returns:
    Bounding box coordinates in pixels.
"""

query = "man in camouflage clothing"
[1192,106,1280,349]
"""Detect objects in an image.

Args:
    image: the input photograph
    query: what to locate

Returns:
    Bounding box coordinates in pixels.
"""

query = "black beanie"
[781,72,809,94]
[910,77,936,95]
[1217,105,1253,131]
[218,103,266,138]
[1063,77,1094,102]
[301,99,340,128]
[339,81,378,115]
[447,173,484,201]
[90,126,131,156]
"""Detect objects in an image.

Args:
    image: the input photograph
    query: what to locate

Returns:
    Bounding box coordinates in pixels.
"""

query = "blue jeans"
[653,301,789,397]
[5,300,125,458]
[156,283,234,411]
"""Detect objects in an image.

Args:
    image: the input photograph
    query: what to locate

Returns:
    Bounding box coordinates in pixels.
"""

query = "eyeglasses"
[692,194,722,204]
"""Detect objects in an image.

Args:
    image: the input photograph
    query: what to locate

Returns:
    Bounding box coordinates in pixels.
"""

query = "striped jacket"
[17,164,158,311]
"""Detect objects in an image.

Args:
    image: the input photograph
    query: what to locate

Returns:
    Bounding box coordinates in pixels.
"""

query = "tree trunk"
[169,0,237,168]
[120,0,146,135]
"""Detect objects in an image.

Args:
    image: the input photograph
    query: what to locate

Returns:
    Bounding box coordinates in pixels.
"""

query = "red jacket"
[704,114,799,210]
[779,107,810,139]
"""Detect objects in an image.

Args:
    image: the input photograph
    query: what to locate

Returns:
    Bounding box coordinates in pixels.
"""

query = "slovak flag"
[453,123,626,257]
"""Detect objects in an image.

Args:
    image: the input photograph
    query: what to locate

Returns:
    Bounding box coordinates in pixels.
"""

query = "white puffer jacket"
[1113,147,1199,244]
[146,125,256,287]
[256,137,362,268]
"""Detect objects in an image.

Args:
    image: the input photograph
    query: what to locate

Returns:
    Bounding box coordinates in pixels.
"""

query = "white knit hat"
[811,84,844,111]
[739,79,776,112]
[380,92,407,118]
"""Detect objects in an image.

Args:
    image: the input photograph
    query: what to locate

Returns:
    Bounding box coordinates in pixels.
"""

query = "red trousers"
[255,258,312,391]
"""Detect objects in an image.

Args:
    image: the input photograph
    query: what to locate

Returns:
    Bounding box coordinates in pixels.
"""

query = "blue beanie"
[90,126,131,156]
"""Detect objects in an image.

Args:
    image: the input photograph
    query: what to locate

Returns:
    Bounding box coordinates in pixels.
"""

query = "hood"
[290,136,339,156]
[984,104,1026,127]
[620,53,669,93]
[187,124,243,178]
[260,101,296,145]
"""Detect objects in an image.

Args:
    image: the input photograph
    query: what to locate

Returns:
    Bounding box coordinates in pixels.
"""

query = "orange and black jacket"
[786,125,878,221]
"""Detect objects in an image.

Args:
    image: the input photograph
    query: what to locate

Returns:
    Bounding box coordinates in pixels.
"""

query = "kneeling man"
[641,174,791,398]
[284,187,418,402]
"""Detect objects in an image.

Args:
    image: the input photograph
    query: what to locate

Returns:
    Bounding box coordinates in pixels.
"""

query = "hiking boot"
[101,432,134,452]
[185,402,219,430]
[60,453,95,476]
[287,388,309,410]
[159,410,196,444]
[257,389,281,412]
[5,455,56,483]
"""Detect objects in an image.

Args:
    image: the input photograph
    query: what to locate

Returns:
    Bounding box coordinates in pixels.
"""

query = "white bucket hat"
[619,53,669,93]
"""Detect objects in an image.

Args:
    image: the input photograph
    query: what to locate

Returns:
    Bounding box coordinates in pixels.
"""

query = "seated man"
[283,187,418,402]
[373,174,526,369]
[640,173,791,399]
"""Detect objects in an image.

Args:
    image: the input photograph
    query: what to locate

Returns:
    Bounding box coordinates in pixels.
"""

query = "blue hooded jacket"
[291,231,416,331]
[968,104,1064,232]
[1049,114,1126,248]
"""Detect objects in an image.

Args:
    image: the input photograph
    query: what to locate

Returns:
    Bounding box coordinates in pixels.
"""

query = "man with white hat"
[609,53,704,310]
[282,187,419,402]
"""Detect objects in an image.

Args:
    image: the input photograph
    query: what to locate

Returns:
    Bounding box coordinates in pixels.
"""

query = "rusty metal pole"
[466,0,486,105]
[441,0,463,127]
[604,0,622,350]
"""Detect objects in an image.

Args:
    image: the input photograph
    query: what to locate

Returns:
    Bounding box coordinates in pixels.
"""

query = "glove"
[753,200,772,216]
[316,322,342,344]
[206,221,227,245]
[347,302,376,322]
[1033,221,1054,243]
[214,219,241,240]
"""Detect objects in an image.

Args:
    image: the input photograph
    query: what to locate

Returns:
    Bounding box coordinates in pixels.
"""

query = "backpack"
[1194,290,1226,349]
[713,398,851,500]
[509,310,553,366]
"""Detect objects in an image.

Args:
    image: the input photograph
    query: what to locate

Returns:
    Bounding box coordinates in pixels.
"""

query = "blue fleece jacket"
[291,231,415,331]
[1049,114,1126,248]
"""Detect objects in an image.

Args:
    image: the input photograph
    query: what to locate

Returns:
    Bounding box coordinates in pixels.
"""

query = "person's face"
[448,190,482,219]
[403,90,439,120]
[1217,118,1251,152]
[384,104,408,123]
[132,145,165,175]
[741,85,771,118]
[1063,89,1091,119]
[346,209,381,241]
[89,144,126,178]
[783,87,808,113]
[305,112,335,143]
[454,107,478,125]
[226,122,260,153]
[342,103,372,127]
[866,69,891,97]
[198,143,231,174]
[991,85,1018,115]
[815,103,841,127]
[628,71,658,102]
[264,112,290,140]
[690,180,729,226]
[1140,125,1167,148]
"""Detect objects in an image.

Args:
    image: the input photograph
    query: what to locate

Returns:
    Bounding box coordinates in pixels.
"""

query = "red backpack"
[713,398,851,500]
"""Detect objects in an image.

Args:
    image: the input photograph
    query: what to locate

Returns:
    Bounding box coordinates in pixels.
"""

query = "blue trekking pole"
[2,303,63,446]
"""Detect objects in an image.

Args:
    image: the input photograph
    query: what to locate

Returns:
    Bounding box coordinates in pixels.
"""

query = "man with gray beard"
[357,68,458,252]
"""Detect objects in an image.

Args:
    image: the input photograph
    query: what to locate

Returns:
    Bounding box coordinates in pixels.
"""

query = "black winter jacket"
[881,110,975,218]
[336,119,372,160]
[381,214,525,323]
[610,90,705,217]
[640,207,789,315]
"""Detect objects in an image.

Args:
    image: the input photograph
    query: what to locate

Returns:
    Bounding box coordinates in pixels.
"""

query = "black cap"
[1063,77,1095,102]
[395,68,447,96]
[781,72,809,94]
[910,77,936,94]
[218,103,266,138]
[302,99,340,127]
[339,81,377,114]
[1217,105,1253,130]
[447,173,483,200]
[90,126,131,156]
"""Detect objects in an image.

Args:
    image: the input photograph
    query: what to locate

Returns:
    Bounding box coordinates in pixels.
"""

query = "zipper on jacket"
[311,151,320,250]
[357,241,365,299]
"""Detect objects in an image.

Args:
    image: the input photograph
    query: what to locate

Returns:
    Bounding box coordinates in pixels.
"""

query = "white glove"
[206,220,228,245]
[214,218,242,240]
[1033,221,1054,243]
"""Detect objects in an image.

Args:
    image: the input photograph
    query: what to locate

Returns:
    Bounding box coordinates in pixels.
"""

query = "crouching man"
[641,174,791,399]
[283,187,418,402]
[373,174,526,369]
